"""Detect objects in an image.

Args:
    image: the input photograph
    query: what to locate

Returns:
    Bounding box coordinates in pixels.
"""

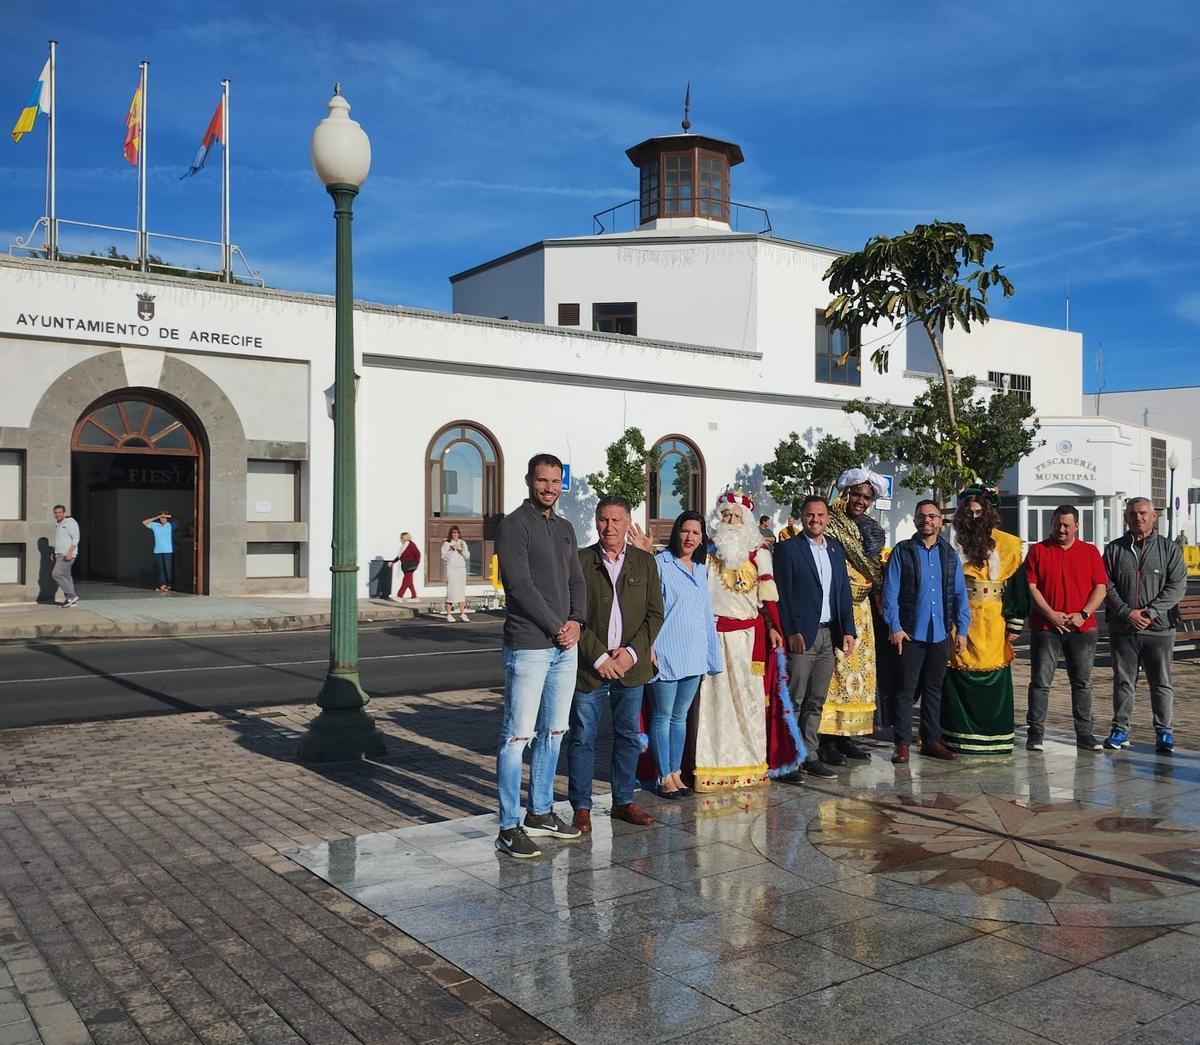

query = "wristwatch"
[1080,610,1092,622]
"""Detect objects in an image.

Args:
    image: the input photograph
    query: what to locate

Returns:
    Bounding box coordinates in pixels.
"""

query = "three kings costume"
[822,488,885,739]
[942,529,1030,754]
[693,495,802,791]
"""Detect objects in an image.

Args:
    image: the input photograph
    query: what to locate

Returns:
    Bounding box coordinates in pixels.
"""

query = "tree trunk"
[926,321,963,488]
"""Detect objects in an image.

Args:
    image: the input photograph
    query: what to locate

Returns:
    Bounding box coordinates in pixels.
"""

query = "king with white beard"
[693,490,787,791]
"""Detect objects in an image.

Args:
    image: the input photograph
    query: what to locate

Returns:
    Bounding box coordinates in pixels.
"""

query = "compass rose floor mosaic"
[287,737,1200,1044]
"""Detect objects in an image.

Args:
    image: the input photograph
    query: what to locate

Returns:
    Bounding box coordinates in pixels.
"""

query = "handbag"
[401,560,418,573]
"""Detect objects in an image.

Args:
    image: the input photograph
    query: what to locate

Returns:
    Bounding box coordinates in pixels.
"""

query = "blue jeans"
[497,645,577,830]
[567,680,645,809]
[646,675,701,778]
[155,552,174,587]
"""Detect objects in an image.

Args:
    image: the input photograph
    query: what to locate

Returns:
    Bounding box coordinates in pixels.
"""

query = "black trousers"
[893,637,949,746]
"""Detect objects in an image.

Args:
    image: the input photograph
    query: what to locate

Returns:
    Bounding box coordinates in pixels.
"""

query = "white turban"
[837,468,887,498]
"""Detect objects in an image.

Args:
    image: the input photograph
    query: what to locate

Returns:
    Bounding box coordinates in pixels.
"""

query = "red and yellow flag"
[123,84,142,166]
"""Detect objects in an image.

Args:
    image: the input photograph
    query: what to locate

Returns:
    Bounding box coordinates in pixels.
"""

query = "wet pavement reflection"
[287,736,1200,1044]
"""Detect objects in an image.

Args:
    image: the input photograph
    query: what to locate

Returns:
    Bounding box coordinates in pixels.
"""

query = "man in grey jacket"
[1103,497,1187,753]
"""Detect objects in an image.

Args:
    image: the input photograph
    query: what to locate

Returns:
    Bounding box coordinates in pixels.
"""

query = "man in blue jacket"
[882,500,970,764]
[774,496,857,780]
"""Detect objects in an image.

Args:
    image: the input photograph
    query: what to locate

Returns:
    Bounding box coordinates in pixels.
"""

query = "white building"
[1082,386,1200,542]
[0,126,1188,601]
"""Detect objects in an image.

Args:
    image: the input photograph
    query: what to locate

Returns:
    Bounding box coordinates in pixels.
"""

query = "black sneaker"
[836,738,872,761]
[817,746,847,767]
[1076,735,1103,751]
[802,760,838,779]
[1026,734,1044,751]
[495,826,541,859]
[523,811,581,840]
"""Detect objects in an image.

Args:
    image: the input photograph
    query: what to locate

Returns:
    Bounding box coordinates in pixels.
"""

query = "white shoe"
[445,613,455,622]
[459,613,471,622]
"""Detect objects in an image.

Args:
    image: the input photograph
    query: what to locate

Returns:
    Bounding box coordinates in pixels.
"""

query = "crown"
[717,487,755,512]
[137,292,155,303]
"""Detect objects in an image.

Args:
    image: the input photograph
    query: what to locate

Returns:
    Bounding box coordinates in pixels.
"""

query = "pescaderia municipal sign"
[1034,454,1097,482]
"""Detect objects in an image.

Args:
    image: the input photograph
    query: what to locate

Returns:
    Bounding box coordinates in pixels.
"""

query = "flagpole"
[47,40,57,261]
[221,78,231,282]
[138,60,148,272]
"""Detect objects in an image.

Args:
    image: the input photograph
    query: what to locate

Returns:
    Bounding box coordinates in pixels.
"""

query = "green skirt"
[941,668,1014,754]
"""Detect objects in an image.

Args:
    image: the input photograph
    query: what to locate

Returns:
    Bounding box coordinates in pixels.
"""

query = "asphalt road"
[0,615,507,730]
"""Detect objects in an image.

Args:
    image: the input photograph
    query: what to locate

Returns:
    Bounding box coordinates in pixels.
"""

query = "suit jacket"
[576,543,664,692]
[774,532,856,648]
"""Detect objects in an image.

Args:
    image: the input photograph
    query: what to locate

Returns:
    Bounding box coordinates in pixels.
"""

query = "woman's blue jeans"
[646,674,702,778]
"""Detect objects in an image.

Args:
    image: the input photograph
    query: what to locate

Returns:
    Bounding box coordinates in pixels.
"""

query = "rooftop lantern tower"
[625,85,744,232]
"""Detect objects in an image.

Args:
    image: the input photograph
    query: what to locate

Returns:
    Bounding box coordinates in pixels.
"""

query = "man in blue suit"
[774,495,857,779]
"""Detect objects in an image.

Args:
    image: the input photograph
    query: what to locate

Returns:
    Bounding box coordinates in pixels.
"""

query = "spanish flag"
[123,83,142,166]
[11,59,50,143]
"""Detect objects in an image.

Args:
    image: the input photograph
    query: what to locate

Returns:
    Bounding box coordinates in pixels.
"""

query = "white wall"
[451,248,545,323]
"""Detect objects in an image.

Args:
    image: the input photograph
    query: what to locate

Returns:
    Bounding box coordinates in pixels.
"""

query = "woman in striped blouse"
[647,511,724,797]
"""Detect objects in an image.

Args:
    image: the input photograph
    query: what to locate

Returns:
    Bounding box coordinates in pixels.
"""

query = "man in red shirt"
[1024,504,1109,752]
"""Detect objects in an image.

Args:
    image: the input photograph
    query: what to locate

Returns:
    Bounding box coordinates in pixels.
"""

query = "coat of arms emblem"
[136,292,155,321]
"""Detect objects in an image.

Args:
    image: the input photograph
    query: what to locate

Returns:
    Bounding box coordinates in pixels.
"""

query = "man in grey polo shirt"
[52,504,81,608]
[493,453,587,858]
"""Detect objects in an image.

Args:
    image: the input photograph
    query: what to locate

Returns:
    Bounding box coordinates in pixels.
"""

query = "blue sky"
[4,1,1198,394]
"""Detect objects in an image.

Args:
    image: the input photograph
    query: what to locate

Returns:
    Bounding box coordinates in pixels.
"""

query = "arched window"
[72,398,199,455]
[648,435,705,543]
[425,423,503,585]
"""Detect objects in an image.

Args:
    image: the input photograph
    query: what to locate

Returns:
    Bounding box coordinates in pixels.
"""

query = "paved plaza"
[0,651,1198,1043]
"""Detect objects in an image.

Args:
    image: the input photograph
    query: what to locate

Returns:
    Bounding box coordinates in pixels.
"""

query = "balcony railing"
[593,197,772,235]
[9,216,264,286]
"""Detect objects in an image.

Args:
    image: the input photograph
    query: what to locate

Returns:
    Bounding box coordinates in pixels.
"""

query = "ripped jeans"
[497,644,578,830]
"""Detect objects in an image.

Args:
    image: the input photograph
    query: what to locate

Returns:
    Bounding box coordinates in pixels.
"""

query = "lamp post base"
[296,674,388,762]
[297,707,388,762]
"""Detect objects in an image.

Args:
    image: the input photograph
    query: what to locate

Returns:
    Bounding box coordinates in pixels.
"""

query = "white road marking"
[0,647,504,686]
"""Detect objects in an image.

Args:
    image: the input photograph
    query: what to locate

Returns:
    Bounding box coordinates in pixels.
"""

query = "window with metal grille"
[988,371,1032,404]
[593,302,637,336]
[1151,438,1167,509]
[557,302,580,326]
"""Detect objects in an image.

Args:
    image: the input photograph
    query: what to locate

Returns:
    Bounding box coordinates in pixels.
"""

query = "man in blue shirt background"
[143,511,177,592]
[882,500,970,764]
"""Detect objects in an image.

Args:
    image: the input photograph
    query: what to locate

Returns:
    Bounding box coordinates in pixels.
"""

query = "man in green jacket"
[1103,497,1188,753]
[566,495,664,832]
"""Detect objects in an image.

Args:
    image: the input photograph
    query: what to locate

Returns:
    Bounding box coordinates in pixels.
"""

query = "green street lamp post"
[297,85,387,762]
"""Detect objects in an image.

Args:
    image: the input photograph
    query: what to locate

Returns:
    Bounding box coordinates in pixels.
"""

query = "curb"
[0,606,418,644]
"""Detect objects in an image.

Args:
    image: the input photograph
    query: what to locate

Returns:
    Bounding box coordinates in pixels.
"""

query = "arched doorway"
[425,422,503,586]
[647,435,705,544]
[70,391,206,593]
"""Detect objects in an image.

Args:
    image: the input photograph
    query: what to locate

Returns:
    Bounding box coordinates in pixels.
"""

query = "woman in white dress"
[441,526,470,622]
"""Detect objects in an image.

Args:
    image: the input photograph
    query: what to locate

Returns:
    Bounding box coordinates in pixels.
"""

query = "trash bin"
[367,557,393,599]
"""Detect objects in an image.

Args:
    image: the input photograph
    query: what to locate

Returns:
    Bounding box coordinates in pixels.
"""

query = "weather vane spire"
[681,82,691,133]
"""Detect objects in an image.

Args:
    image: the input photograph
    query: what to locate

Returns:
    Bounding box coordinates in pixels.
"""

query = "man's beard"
[710,516,761,566]
[955,515,995,567]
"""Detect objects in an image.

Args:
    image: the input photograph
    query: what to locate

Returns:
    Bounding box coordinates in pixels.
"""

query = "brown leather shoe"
[891,744,910,764]
[572,808,592,833]
[611,802,655,826]
[920,740,958,761]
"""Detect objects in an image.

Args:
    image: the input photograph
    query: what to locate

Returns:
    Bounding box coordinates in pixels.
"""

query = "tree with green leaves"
[764,432,872,514]
[586,427,657,509]
[824,221,1014,474]
[844,376,1039,506]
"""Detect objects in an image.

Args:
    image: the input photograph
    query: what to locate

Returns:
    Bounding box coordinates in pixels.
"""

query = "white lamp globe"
[311,87,371,188]
[1168,450,1180,470]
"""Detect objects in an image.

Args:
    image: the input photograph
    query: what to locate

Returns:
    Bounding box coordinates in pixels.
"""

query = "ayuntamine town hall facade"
[0,128,1191,601]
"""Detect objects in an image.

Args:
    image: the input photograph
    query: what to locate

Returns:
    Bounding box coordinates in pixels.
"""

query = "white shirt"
[806,533,832,624]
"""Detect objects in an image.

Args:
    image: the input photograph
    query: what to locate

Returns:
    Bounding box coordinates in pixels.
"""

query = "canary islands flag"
[182,98,223,178]
[11,59,50,143]
[124,83,142,166]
